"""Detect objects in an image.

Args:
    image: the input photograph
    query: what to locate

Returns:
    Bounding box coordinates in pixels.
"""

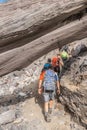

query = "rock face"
[0,49,58,104]
[0,39,87,128]
[0,0,87,45]
[0,110,17,125]
[59,41,87,128]
[0,0,87,129]
[0,0,87,76]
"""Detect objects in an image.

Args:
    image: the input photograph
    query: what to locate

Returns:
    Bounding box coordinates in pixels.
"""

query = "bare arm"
[60,59,64,66]
[38,80,42,89]
[56,80,60,94]
[38,80,43,94]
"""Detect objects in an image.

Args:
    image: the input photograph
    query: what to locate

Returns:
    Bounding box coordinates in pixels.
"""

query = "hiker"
[52,54,64,77]
[38,64,60,122]
[60,50,69,63]
[60,45,72,63]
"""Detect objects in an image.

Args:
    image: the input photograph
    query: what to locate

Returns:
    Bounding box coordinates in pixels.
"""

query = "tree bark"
[0,16,87,76]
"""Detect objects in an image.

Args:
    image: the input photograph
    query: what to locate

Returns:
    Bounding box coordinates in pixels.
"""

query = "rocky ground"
[0,97,85,130]
[0,39,86,129]
[0,0,87,129]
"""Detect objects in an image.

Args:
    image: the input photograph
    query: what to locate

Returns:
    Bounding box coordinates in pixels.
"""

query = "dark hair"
[41,64,53,72]
[57,53,60,56]
[47,58,51,63]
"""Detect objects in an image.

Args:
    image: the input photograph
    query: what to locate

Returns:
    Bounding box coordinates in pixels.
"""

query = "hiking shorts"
[43,91,55,102]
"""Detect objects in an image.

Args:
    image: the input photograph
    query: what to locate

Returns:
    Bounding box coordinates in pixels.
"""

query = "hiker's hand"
[57,89,60,95]
[38,88,42,95]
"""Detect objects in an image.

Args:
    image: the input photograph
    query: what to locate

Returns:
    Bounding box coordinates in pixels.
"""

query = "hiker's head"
[43,63,51,70]
[47,58,51,63]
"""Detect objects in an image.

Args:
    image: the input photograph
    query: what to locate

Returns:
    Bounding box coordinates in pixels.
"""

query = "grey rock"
[72,44,87,57]
[28,119,46,130]
[10,125,28,130]
[18,92,27,97]
[0,126,4,130]
[0,110,16,125]
[0,0,87,76]
[9,125,19,130]
[60,47,87,128]
[9,124,29,130]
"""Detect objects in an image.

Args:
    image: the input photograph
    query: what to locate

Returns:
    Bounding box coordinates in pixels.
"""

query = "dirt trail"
[21,97,84,130]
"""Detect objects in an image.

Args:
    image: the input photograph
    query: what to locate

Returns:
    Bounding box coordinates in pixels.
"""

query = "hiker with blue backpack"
[38,64,60,122]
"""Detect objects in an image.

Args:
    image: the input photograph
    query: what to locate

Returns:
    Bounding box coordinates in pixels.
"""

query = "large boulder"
[60,42,87,128]
[0,16,87,76]
[0,0,87,76]
[0,0,87,45]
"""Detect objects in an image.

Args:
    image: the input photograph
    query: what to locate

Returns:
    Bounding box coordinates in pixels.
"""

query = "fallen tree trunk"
[0,0,87,47]
[0,16,87,76]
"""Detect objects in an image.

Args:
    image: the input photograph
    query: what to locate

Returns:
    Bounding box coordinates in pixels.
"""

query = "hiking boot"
[45,113,51,122]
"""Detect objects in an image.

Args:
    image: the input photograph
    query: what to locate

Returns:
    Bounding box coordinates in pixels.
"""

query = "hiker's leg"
[49,100,54,114]
[44,101,51,122]
[43,93,51,122]
[43,93,49,114]
[44,101,49,115]
[49,92,55,114]
[49,100,54,109]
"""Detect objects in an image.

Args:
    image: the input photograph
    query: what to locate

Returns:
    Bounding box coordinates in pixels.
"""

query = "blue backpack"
[43,69,56,91]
